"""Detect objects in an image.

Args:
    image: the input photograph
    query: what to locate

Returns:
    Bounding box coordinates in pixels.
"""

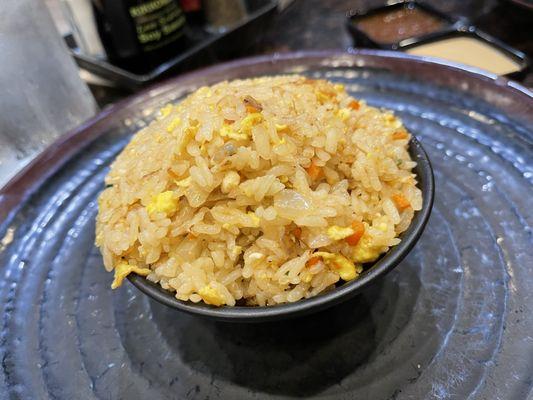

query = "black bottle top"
[92,0,188,73]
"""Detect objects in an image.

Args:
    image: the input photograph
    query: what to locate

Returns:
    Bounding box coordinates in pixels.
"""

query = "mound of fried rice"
[95,75,422,306]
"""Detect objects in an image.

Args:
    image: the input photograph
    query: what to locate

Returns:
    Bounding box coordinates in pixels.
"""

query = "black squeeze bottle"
[92,0,187,73]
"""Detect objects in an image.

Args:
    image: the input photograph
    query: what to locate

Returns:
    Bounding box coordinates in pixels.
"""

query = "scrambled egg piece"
[240,113,263,135]
[301,272,313,283]
[219,113,263,141]
[146,191,179,215]
[231,245,243,256]
[247,212,260,227]
[313,252,362,281]
[383,113,402,129]
[258,271,271,280]
[327,225,355,240]
[175,122,198,154]
[376,222,388,232]
[166,117,181,133]
[186,121,200,135]
[315,90,331,103]
[198,284,225,306]
[220,125,248,141]
[334,84,345,92]
[336,108,351,122]
[158,104,173,119]
[352,237,382,263]
[221,171,240,193]
[111,263,151,289]
[174,176,191,187]
[196,86,212,97]
[95,231,103,244]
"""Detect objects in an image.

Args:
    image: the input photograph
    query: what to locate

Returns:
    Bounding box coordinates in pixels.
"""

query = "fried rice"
[95,75,422,306]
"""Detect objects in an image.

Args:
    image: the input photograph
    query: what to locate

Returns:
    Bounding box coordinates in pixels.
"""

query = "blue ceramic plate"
[0,51,531,399]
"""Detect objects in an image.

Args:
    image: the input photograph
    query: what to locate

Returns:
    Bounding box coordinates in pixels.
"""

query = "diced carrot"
[292,227,302,239]
[346,221,365,246]
[245,105,260,114]
[306,257,320,268]
[305,160,323,180]
[392,193,411,210]
[348,100,360,110]
[224,118,235,125]
[392,130,409,140]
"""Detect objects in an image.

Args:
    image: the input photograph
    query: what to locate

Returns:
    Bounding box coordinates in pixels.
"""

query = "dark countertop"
[258,0,532,84]
[90,0,532,106]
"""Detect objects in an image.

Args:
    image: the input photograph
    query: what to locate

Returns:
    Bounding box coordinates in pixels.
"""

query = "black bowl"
[129,136,434,322]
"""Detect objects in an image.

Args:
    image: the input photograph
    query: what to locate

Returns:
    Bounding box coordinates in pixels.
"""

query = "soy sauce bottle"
[92,0,188,73]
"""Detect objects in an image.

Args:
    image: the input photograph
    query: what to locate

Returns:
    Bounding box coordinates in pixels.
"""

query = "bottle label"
[129,0,185,52]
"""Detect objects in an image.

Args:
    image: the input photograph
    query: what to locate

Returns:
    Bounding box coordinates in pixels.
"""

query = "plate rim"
[1,49,530,225]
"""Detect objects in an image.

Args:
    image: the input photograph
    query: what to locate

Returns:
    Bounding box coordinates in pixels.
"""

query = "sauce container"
[346,1,530,79]
[402,27,529,79]
[347,1,456,49]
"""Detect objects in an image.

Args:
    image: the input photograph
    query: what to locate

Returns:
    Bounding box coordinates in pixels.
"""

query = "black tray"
[346,0,530,80]
[67,0,277,90]
[346,0,459,50]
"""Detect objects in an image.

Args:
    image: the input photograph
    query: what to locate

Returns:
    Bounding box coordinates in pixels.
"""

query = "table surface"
[89,0,533,106]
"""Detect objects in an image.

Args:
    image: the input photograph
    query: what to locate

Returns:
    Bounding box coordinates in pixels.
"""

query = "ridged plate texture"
[0,51,531,399]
